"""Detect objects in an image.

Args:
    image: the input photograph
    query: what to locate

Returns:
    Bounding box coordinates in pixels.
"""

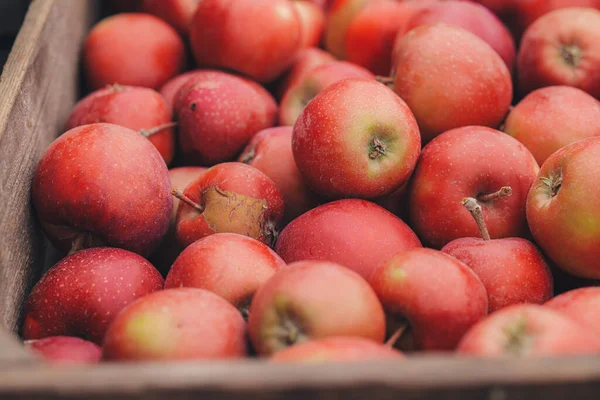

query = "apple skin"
[324,0,371,59]
[442,238,554,312]
[270,337,403,363]
[405,1,515,73]
[248,260,386,356]
[392,24,512,143]
[189,0,302,83]
[239,127,318,224]
[140,0,199,34]
[292,79,421,199]
[518,8,600,99]
[32,123,173,257]
[293,0,326,48]
[159,70,205,113]
[165,233,286,314]
[103,288,247,361]
[503,86,600,165]
[279,61,374,126]
[174,71,277,166]
[83,13,185,90]
[176,162,284,249]
[545,287,600,337]
[276,199,421,279]
[275,48,336,101]
[409,126,539,249]
[65,85,175,165]
[527,137,600,279]
[457,304,600,356]
[23,248,164,345]
[24,336,102,365]
[369,248,488,351]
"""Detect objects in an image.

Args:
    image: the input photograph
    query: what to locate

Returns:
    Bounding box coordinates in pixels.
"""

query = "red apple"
[527,137,600,279]
[279,62,374,126]
[270,337,403,363]
[174,71,277,166]
[441,198,553,312]
[503,86,600,165]
[65,84,175,165]
[373,182,409,221]
[409,126,539,249]
[275,48,336,100]
[293,0,326,48]
[457,304,600,356]
[175,162,284,249]
[32,123,172,257]
[239,127,318,224]
[248,260,386,356]
[518,8,600,98]
[324,0,372,59]
[405,1,515,72]
[189,0,302,83]
[159,70,205,113]
[140,0,199,34]
[165,233,286,316]
[391,24,512,143]
[545,287,600,336]
[276,199,421,279]
[23,248,164,344]
[83,13,185,90]
[369,248,488,351]
[292,79,421,199]
[24,336,102,365]
[103,288,247,361]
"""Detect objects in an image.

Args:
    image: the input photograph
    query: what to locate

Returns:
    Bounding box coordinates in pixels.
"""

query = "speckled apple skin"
[84,13,185,90]
[32,123,173,257]
[141,0,199,34]
[546,287,600,336]
[23,248,164,345]
[103,288,247,361]
[159,70,204,113]
[66,85,175,165]
[25,336,102,365]
[276,48,335,101]
[165,233,286,309]
[275,199,422,280]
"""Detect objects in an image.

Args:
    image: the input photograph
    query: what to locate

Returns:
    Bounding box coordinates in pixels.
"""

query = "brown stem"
[375,76,395,85]
[478,186,512,202]
[139,122,177,138]
[385,323,408,348]
[462,197,491,241]
[171,189,204,213]
[107,83,126,92]
[68,233,87,256]
[369,137,387,160]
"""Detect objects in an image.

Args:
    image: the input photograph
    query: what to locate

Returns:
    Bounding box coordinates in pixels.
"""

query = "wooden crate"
[1,1,600,399]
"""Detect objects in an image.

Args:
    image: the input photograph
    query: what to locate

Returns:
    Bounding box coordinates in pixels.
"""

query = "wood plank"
[0,330,35,367]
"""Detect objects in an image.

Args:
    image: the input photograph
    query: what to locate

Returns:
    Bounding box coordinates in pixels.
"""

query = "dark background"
[0,0,30,68]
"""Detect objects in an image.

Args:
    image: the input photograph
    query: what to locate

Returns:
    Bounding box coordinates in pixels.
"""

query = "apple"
[369,248,488,351]
[279,61,374,126]
[275,48,336,100]
[159,70,203,113]
[189,0,302,83]
[23,248,164,344]
[404,1,515,72]
[293,0,326,48]
[174,71,277,166]
[150,167,207,275]
[503,86,600,165]
[165,233,286,317]
[441,196,554,312]
[83,13,185,90]
[65,84,175,165]
[518,8,600,98]
[32,123,172,257]
[174,162,284,249]
[391,24,512,143]
[103,288,247,361]
[292,79,421,199]
[276,199,421,279]
[527,137,600,279]
[409,126,539,249]
[270,337,403,363]
[545,287,600,336]
[324,0,371,59]
[373,182,409,221]
[457,304,600,356]
[24,336,102,365]
[248,260,386,356]
[140,0,199,34]
[239,127,318,224]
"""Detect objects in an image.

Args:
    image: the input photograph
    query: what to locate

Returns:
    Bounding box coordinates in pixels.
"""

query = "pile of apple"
[21,0,600,365]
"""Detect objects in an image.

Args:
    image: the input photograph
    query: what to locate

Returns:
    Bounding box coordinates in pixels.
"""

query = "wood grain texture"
[0,329,36,366]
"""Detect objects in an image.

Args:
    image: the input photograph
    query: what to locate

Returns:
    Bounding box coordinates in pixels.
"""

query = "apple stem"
[68,233,87,256]
[375,76,394,86]
[139,122,178,138]
[462,197,491,241]
[478,186,512,202]
[107,83,126,92]
[369,137,387,160]
[385,323,408,348]
[171,189,204,213]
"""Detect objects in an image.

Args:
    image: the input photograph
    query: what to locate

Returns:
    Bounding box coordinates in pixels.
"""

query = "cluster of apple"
[21,0,600,365]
